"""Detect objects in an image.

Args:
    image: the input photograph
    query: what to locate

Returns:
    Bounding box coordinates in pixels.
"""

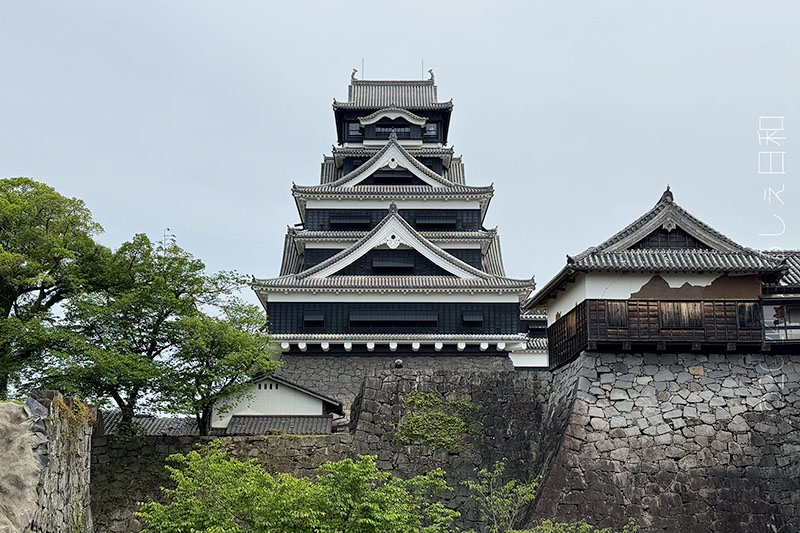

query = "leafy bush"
[464,459,539,533]
[137,441,459,533]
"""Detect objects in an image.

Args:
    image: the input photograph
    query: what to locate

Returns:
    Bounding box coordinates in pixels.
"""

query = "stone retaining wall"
[529,352,800,532]
[0,391,94,533]
[276,353,514,415]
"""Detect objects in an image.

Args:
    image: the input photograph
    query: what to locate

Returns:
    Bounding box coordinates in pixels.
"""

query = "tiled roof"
[443,157,465,185]
[293,184,493,199]
[100,411,201,436]
[516,337,548,352]
[292,229,496,244]
[332,145,455,159]
[297,210,518,281]
[521,310,547,321]
[262,212,531,293]
[525,188,786,310]
[320,157,338,184]
[226,415,333,435]
[764,250,800,287]
[281,228,504,278]
[570,249,783,272]
[255,275,534,292]
[574,188,748,258]
[279,230,303,276]
[484,232,506,277]
[330,146,456,178]
[334,79,452,110]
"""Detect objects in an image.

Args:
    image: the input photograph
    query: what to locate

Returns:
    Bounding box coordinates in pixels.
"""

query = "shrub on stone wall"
[511,518,639,533]
[393,391,477,451]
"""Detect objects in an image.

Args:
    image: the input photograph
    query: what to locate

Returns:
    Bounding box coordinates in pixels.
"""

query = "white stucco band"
[546,272,722,325]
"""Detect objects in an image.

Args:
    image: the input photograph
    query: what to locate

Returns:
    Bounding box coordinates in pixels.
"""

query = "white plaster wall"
[546,273,721,325]
[547,274,587,325]
[211,379,324,428]
[509,352,549,368]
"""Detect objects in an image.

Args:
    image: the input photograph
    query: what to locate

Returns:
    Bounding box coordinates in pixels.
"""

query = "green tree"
[464,459,539,533]
[47,234,239,428]
[0,177,109,398]
[137,442,459,533]
[161,300,281,435]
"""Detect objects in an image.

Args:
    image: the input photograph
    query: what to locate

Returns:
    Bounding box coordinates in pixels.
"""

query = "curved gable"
[358,107,427,126]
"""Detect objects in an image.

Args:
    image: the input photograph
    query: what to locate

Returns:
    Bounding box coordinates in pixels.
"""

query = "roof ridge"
[351,79,435,86]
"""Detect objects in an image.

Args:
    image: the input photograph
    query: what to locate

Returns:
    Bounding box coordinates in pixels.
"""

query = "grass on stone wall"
[393,390,477,451]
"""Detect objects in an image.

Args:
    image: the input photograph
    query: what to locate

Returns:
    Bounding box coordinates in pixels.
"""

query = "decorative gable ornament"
[358,106,428,126]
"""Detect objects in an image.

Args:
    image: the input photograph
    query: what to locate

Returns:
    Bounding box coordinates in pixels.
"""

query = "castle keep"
[254,72,540,361]
[8,74,798,533]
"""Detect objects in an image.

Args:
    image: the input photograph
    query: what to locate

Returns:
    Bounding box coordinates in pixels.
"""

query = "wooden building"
[524,188,794,369]
[253,72,540,363]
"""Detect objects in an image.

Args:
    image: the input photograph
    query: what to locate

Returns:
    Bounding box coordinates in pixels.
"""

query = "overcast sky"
[2,2,798,300]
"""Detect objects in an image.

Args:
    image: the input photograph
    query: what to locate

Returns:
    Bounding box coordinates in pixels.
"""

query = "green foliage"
[137,442,459,533]
[464,459,539,533]
[44,233,247,426]
[511,518,639,533]
[393,391,477,451]
[0,177,109,398]
[160,300,281,435]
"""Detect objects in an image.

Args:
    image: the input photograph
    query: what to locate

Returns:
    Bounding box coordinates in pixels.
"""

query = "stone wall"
[90,369,552,532]
[91,433,353,533]
[0,391,93,533]
[350,369,552,528]
[276,353,515,415]
[88,353,800,532]
[529,352,800,532]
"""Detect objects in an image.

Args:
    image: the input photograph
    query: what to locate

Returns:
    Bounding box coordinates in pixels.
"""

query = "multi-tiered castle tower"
[253,72,542,392]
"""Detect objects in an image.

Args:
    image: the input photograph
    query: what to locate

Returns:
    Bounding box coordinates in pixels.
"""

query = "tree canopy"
[0,177,110,398]
[161,300,281,435]
[46,233,265,430]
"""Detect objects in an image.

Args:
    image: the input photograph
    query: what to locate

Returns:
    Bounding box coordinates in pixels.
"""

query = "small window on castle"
[423,123,438,137]
[606,301,629,328]
[258,383,261,390]
[376,125,411,139]
[304,312,325,328]
[275,383,279,390]
[463,311,484,327]
[348,122,362,136]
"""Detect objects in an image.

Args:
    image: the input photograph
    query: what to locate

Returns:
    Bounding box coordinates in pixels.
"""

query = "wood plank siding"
[548,299,764,369]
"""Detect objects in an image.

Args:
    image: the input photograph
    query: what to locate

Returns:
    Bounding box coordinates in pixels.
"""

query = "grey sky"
[2,1,798,299]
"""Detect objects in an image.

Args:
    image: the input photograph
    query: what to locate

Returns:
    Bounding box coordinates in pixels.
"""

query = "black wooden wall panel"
[267,302,522,335]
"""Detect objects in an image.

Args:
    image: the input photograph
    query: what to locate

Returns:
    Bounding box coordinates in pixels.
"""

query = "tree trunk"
[198,407,212,436]
[0,371,8,401]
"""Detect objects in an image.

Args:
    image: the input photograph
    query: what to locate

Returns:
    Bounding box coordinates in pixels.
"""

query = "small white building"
[211,375,343,433]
